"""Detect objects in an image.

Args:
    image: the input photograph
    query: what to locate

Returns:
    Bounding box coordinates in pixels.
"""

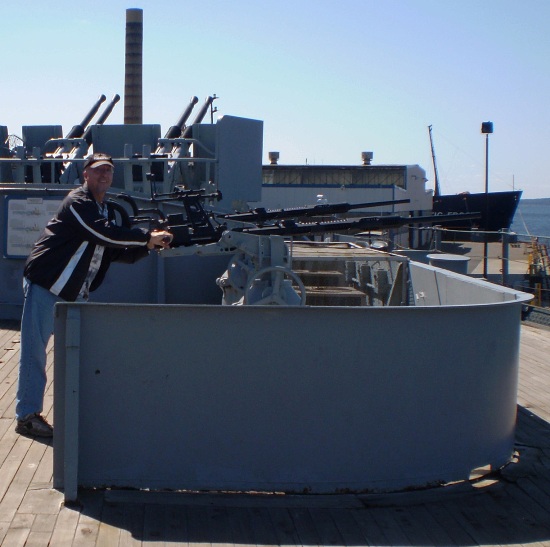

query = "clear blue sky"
[1,0,549,198]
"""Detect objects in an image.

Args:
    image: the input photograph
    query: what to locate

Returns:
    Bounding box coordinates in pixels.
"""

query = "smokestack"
[124,8,143,124]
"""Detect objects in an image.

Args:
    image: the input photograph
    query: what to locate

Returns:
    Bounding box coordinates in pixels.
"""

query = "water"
[511,198,550,240]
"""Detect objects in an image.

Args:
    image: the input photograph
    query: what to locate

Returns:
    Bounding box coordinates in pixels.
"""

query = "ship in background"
[432,189,522,232]
[428,125,522,234]
[260,127,522,242]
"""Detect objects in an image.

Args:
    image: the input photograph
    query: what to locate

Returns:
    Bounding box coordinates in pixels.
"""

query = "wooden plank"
[0,419,18,468]
[72,519,101,546]
[30,440,54,487]
[308,507,345,545]
[18,487,62,516]
[24,531,54,546]
[163,505,189,545]
[31,513,58,534]
[226,506,256,546]
[399,504,459,546]
[0,438,34,521]
[206,505,235,547]
[119,503,145,547]
[246,506,280,547]
[0,324,19,355]
[328,508,370,545]
[422,500,475,546]
[96,502,123,545]
[1,527,30,547]
[0,521,7,546]
[142,503,170,546]
[489,481,550,542]
[443,497,505,547]
[48,505,81,545]
[0,347,20,418]
[0,341,18,377]
[284,507,320,545]
[368,508,413,546]
[9,511,34,531]
[72,490,104,547]
[268,507,302,546]
[350,508,391,546]
[387,506,436,547]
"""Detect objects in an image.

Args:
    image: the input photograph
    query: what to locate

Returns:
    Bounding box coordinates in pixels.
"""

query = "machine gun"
[109,186,481,306]
[218,198,413,224]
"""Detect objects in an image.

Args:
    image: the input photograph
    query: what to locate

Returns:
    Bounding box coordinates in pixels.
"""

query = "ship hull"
[433,190,522,232]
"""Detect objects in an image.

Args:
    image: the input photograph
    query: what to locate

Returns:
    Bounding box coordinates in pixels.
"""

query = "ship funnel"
[124,8,143,124]
[268,151,280,165]
[361,151,373,165]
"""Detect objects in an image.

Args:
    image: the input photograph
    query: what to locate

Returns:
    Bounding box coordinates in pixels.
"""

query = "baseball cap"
[83,153,115,170]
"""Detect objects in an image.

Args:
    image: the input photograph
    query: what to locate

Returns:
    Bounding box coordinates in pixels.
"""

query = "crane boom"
[428,125,441,198]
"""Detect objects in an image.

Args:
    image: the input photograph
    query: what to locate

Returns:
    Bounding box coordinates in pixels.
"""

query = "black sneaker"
[15,413,53,437]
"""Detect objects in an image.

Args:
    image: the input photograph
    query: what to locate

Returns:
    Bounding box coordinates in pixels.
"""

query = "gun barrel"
[219,199,412,223]
[81,94,121,145]
[237,212,482,237]
[164,96,199,139]
[94,93,121,125]
[65,94,107,139]
[181,96,214,137]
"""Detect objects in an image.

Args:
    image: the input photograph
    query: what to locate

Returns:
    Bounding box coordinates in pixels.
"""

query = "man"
[15,153,173,437]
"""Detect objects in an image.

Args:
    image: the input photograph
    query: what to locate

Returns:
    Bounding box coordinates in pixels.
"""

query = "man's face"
[83,164,114,202]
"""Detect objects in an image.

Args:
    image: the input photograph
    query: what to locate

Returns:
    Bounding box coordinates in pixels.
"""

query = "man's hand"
[147,230,173,250]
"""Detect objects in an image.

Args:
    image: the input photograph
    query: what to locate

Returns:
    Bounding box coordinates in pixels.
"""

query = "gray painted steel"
[427,253,471,274]
[408,261,523,306]
[53,278,530,499]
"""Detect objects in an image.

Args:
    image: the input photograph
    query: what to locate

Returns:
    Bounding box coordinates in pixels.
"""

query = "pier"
[0,319,549,545]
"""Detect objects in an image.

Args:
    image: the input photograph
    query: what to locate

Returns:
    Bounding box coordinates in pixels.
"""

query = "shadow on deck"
[61,405,550,546]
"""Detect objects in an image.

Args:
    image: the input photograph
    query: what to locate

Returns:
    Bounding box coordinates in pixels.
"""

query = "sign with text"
[4,196,62,259]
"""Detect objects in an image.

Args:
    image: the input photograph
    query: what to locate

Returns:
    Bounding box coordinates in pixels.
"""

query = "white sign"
[4,196,63,259]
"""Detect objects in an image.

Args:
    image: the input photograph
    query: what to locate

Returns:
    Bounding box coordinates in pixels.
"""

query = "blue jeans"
[15,280,61,420]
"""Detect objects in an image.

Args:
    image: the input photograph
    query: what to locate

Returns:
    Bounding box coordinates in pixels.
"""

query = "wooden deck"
[1,319,550,546]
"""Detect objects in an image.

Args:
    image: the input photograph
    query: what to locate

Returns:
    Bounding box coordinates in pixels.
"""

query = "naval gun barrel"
[182,96,215,137]
[218,199,412,223]
[65,94,107,139]
[93,93,121,126]
[164,96,199,139]
[81,94,121,145]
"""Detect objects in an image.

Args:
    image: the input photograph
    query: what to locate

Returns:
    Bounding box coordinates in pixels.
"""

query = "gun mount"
[150,95,218,189]
[159,96,199,144]
[43,94,108,157]
[2,94,122,183]
[60,94,108,141]
[1,99,259,206]
[109,187,481,306]
[57,94,122,183]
